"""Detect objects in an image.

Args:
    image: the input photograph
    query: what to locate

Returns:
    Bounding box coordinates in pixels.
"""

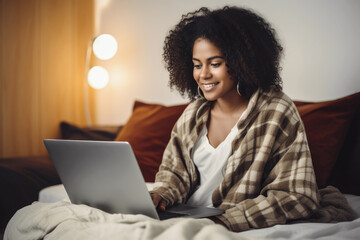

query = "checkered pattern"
[151,89,320,232]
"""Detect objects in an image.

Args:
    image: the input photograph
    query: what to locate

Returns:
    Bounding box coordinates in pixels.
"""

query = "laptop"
[43,139,224,220]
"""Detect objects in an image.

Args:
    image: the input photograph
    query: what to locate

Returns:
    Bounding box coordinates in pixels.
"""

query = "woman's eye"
[194,64,202,69]
[211,63,221,67]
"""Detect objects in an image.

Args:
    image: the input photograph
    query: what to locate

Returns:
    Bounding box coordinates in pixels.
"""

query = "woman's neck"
[213,92,249,117]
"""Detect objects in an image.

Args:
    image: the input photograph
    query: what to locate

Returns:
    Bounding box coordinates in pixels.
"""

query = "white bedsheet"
[4,184,359,240]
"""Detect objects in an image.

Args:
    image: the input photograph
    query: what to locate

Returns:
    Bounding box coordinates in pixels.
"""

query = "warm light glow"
[92,34,118,60]
[87,66,109,89]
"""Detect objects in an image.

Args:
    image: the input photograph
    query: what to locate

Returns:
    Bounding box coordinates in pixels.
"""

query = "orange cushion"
[115,101,188,182]
[294,92,360,188]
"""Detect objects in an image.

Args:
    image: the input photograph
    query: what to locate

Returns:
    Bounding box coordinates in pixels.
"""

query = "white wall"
[94,0,360,125]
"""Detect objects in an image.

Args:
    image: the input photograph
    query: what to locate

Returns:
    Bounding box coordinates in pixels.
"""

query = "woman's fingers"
[151,193,167,211]
[151,193,160,207]
[158,199,167,211]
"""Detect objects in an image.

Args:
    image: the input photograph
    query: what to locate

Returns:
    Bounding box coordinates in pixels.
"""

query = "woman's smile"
[202,82,219,91]
[192,38,237,101]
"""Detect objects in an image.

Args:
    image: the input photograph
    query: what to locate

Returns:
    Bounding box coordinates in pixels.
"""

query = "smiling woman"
[192,38,232,101]
[149,6,354,232]
[192,38,249,148]
[163,7,283,101]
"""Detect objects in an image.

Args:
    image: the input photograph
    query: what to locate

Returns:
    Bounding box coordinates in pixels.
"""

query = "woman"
[150,6,319,232]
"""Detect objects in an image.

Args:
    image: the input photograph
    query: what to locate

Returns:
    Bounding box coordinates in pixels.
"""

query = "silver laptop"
[44,139,224,220]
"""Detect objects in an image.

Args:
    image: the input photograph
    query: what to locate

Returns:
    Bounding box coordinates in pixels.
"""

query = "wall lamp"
[84,34,118,126]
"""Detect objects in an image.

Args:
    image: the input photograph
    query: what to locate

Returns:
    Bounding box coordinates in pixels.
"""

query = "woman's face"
[192,38,236,102]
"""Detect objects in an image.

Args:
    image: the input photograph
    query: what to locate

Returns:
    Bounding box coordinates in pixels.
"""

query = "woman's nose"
[200,65,211,79]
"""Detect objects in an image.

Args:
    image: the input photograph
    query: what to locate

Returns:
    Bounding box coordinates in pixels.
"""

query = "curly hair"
[163,6,283,100]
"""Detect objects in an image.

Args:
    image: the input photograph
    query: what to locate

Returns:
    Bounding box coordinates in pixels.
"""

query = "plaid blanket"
[151,89,320,231]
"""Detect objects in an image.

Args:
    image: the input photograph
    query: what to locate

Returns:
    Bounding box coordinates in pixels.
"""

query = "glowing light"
[87,66,109,89]
[92,34,118,60]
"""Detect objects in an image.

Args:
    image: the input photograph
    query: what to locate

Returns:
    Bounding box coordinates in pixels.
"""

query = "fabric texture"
[0,156,60,230]
[188,101,252,207]
[3,200,260,240]
[299,185,356,223]
[4,197,360,240]
[151,89,320,232]
[115,101,188,182]
[294,92,360,188]
[186,126,237,207]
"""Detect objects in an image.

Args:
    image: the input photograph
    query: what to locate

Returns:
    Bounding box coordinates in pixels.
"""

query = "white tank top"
[187,120,240,207]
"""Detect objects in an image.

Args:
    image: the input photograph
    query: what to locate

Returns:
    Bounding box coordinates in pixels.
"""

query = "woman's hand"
[151,193,168,211]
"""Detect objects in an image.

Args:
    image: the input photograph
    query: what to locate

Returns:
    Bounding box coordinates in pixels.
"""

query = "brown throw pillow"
[115,101,188,182]
[328,101,360,195]
[294,92,360,188]
[60,122,121,141]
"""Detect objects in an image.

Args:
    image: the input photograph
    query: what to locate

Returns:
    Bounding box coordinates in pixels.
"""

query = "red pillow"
[294,92,360,188]
[115,101,188,182]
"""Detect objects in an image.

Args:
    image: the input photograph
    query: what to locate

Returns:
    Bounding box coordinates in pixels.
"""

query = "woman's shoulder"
[185,98,207,110]
[255,88,301,123]
[259,88,297,112]
[181,98,210,118]
[261,88,293,106]
[174,98,209,129]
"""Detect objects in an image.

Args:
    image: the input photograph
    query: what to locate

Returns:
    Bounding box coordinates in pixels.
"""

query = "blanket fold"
[293,185,356,223]
[3,186,356,240]
[3,201,255,240]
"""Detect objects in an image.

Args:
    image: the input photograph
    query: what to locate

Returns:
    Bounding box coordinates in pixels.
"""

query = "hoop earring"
[236,82,242,96]
[197,86,205,98]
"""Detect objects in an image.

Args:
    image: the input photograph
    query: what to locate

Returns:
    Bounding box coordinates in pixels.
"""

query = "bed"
[2,183,360,239]
[2,92,360,239]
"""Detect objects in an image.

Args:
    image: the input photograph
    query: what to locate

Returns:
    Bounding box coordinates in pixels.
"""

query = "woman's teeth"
[203,83,218,89]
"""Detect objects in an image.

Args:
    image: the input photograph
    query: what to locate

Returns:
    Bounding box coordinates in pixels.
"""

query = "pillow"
[328,99,360,195]
[115,101,188,182]
[60,122,122,141]
[294,92,360,188]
